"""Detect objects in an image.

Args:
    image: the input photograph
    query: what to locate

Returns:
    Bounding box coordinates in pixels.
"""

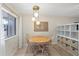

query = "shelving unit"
[56,23,79,56]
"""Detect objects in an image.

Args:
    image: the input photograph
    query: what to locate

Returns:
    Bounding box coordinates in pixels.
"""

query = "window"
[2,10,16,38]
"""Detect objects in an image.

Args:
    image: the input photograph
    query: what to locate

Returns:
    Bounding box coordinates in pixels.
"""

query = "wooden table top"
[29,36,50,43]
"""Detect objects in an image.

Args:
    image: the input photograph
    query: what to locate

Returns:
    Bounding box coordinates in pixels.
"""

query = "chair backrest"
[26,34,30,44]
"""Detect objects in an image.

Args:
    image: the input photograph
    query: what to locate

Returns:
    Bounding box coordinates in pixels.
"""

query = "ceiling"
[6,3,79,17]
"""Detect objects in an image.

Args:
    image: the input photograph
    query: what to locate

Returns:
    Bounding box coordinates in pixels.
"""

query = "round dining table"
[29,36,50,44]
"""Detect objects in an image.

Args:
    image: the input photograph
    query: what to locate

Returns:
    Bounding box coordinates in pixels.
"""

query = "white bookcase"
[56,23,79,56]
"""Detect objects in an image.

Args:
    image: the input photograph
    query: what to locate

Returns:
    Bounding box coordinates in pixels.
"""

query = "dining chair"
[25,34,32,53]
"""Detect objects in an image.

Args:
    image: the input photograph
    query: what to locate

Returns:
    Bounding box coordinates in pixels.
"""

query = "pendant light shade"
[34,12,38,18]
[36,21,40,25]
[33,5,40,11]
[32,17,35,21]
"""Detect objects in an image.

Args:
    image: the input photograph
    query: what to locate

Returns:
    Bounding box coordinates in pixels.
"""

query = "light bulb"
[32,17,35,21]
[36,21,40,25]
[34,12,38,18]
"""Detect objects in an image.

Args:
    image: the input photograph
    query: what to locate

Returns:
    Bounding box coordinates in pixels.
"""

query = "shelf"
[65,31,70,37]
[71,32,78,39]
[57,31,64,35]
[71,40,78,48]
[57,25,64,30]
[57,34,78,42]
[56,23,79,41]
[71,30,79,32]
[71,38,78,42]
[56,23,79,56]
[71,23,79,32]
[64,30,70,32]
[64,25,70,31]
[57,36,78,56]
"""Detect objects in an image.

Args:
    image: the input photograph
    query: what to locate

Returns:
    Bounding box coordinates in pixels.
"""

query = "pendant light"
[32,5,40,25]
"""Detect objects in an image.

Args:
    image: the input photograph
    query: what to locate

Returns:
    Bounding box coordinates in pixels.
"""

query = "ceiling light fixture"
[32,5,40,25]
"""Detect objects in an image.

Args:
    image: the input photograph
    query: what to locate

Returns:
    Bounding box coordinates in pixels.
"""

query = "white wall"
[5,36,18,56]
[22,15,77,46]
[75,18,79,22]
[18,16,23,48]
[0,4,2,55]
[0,4,19,56]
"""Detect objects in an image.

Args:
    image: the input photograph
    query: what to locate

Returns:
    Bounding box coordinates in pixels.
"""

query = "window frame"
[1,7,17,40]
